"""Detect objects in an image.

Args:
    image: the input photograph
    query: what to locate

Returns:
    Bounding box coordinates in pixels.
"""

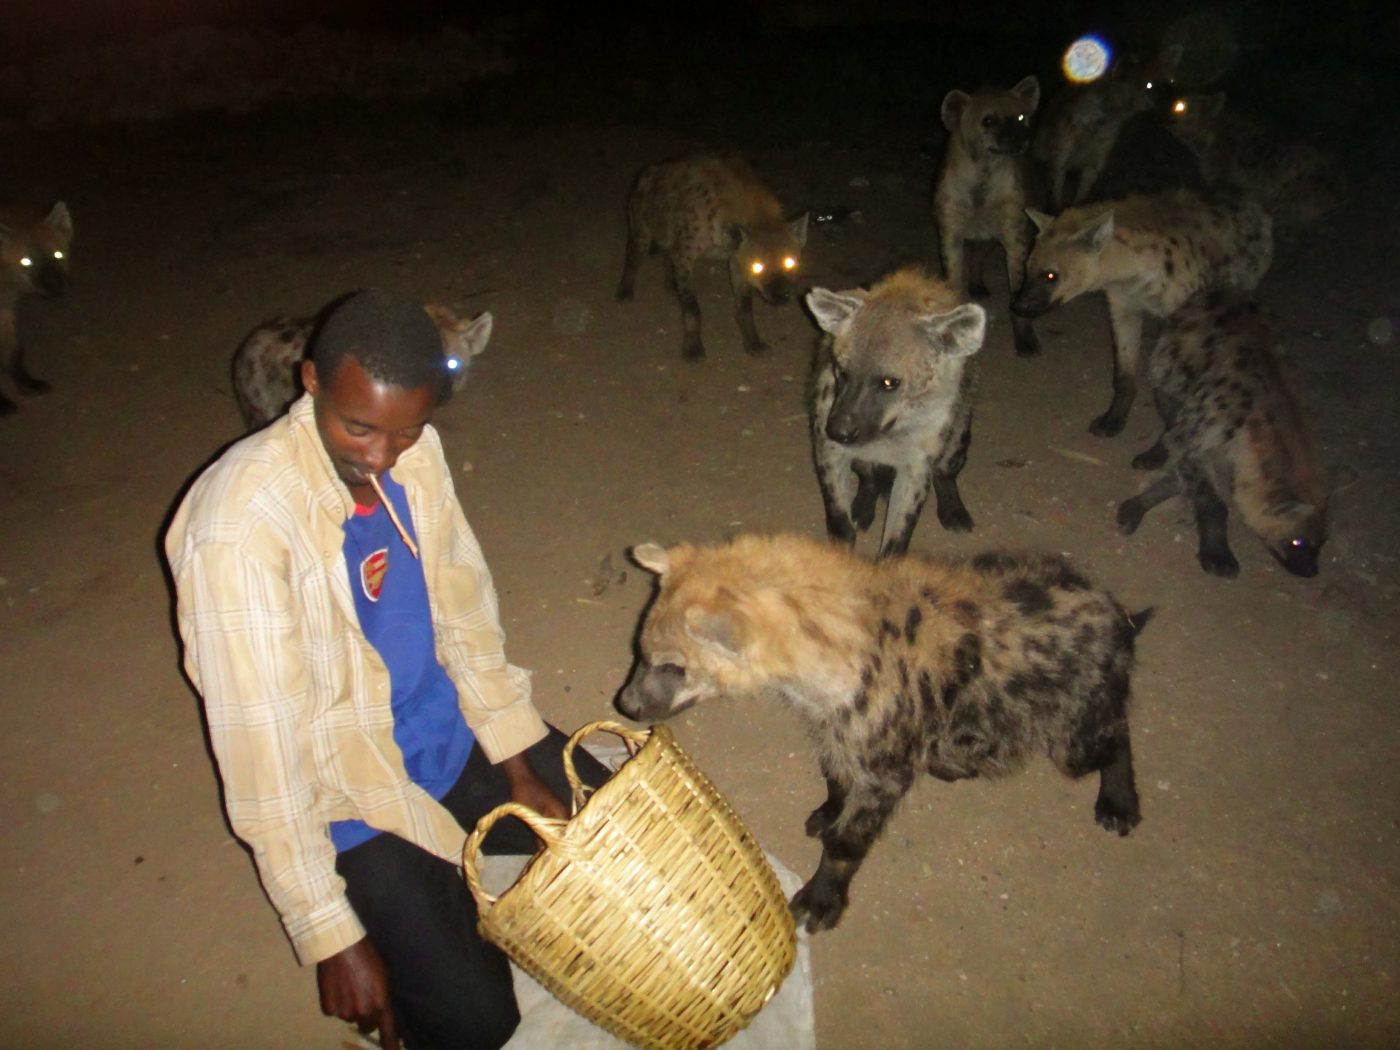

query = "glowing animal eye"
[20,256,32,268]
[1290,538,1307,549]
[53,250,64,260]
[1044,271,1058,282]
[750,261,765,275]
[1172,100,1187,115]
[1145,80,1155,90]
[445,357,461,372]
[880,377,901,391]
[1017,113,1026,122]
[783,256,796,270]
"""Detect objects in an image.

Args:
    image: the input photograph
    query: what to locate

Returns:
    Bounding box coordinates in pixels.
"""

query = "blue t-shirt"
[329,472,475,852]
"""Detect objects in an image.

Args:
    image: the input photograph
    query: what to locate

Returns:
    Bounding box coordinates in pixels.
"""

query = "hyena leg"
[939,230,965,297]
[804,772,848,838]
[849,461,887,533]
[1116,470,1183,534]
[1052,708,1141,836]
[0,324,25,412]
[818,450,862,544]
[616,230,645,301]
[1094,298,1144,437]
[1190,477,1239,578]
[672,263,705,361]
[728,267,767,356]
[880,465,934,556]
[1002,227,1041,357]
[1131,434,1169,470]
[928,424,975,536]
[966,241,991,300]
[790,771,914,933]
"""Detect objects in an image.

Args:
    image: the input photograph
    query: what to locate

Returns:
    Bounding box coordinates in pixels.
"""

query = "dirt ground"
[3,13,1399,1049]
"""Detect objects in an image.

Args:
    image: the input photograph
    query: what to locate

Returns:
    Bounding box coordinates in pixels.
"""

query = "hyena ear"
[1077,211,1115,253]
[457,311,493,360]
[631,543,671,576]
[918,302,987,359]
[788,211,810,247]
[1201,92,1227,119]
[1011,75,1040,115]
[1157,42,1184,78]
[684,606,744,661]
[805,288,864,334]
[45,202,73,242]
[940,89,970,133]
[1026,208,1055,234]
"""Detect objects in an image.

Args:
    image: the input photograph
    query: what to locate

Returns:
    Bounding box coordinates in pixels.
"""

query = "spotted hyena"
[935,75,1042,357]
[232,302,488,429]
[1034,47,1179,210]
[1011,187,1272,437]
[807,268,987,556]
[617,533,1150,933]
[1117,289,1330,578]
[616,153,809,360]
[1165,92,1347,241]
[0,201,73,415]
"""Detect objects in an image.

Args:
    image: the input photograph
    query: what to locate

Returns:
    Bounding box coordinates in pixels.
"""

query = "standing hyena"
[0,201,73,415]
[232,302,489,429]
[617,533,1150,933]
[616,153,809,360]
[806,268,987,556]
[934,74,1042,357]
[1011,188,1273,437]
[1117,289,1331,578]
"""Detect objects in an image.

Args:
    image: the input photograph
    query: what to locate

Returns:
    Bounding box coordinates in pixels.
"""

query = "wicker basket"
[461,720,796,1050]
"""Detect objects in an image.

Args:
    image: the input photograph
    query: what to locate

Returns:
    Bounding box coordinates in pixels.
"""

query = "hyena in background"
[1118,289,1330,578]
[806,268,987,556]
[1012,188,1272,437]
[1165,92,1348,241]
[1034,48,1180,210]
[616,153,809,360]
[617,533,1150,933]
[0,201,73,415]
[934,74,1042,357]
[232,302,488,429]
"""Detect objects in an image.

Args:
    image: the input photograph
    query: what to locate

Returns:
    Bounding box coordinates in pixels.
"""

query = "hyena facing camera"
[0,201,73,416]
[935,74,1042,357]
[232,301,488,430]
[1118,289,1331,579]
[807,268,987,556]
[1012,188,1272,437]
[616,153,809,360]
[617,533,1150,933]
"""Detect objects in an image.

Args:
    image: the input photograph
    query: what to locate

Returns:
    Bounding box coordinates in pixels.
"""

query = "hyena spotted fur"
[1012,188,1273,437]
[232,302,489,430]
[806,268,987,556]
[1165,92,1348,242]
[0,201,73,416]
[1033,47,1179,210]
[1118,289,1330,579]
[617,533,1150,933]
[934,74,1043,357]
[616,153,809,360]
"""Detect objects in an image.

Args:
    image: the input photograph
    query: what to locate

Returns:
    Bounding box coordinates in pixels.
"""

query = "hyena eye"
[1016,113,1026,123]
[750,260,765,275]
[20,256,32,268]
[1043,270,1058,283]
[981,115,997,128]
[782,256,797,270]
[879,376,901,392]
[53,251,64,260]
[1172,99,1187,116]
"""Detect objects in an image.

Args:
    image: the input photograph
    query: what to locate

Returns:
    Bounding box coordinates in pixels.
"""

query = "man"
[166,289,606,1049]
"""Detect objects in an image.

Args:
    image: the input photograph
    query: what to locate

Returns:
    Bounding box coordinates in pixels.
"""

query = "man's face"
[301,356,437,505]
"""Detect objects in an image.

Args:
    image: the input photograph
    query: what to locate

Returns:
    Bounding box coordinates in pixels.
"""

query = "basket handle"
[461,801,569,913]
[562,719,651,810]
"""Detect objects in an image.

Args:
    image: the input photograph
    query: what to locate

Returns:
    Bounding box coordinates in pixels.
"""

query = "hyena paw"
[744,339,770,356]
[681,337,706,362]
[969,281,991,300]
[1094,795,1141,837]
[1116,500,1144,535]
[17,375,51,396]
[1130,445,1168,470]
[804,807,834,838]
[0,396,17,416]
[1014,329,1043,357]
[615,284,634,302]
[938,506,974,532]
[1198,549,1240,579]
[789,881,847,934]
[1089,412,1127,438]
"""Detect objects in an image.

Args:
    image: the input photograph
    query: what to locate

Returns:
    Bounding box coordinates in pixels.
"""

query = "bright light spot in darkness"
[1063,36,1110,83]
[446,357,461,371]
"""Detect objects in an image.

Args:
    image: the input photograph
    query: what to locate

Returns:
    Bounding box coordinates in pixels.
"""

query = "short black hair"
[309,289,448,397]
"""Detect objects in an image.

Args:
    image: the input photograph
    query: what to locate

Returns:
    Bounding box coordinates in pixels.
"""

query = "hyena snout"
[756,275,795,305]
[825,384,887,446]
[990,121,1032,154]
[615,659,692,721]
[1010,282,1051,318]
[1275,539,1321,578]
[32,263,68,297]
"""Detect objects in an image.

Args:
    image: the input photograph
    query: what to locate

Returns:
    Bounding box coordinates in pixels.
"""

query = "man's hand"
[316,937,400,1050]
[499,751,569,821]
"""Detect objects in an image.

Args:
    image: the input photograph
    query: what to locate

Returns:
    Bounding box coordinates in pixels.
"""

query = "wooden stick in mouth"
[367,473,420,560]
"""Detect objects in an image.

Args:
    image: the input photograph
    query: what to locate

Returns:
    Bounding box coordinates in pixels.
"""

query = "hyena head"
[1012,207,1115,318]
[1163,91,1227,157]
[733,213,810,305]
[617,542,777,722]
[1,202,73,298]
[1245,489,1329,579]
[422,304,492,396]
[807,271,986,446]
[941,75,1040,157]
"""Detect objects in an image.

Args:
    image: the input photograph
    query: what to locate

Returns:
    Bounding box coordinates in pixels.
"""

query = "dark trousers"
[335,725,610,1050]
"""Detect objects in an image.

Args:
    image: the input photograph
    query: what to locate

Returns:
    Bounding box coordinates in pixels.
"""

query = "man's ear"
[301,358,320,397]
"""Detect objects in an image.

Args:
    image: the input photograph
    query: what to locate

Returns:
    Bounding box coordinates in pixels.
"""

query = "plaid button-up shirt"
[165,394,547,965]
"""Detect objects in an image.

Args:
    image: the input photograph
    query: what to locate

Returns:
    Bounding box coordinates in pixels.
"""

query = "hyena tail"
[1125,607,1156,638]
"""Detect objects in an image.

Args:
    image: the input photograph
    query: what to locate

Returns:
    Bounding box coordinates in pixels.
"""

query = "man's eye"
[880,377,901,392]
[346,425,371,438]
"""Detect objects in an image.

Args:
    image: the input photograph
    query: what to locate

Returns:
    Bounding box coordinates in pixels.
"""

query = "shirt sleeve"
[172,533,365,966]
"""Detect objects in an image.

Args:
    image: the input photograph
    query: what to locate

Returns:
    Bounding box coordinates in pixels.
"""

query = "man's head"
[301,289,444,502]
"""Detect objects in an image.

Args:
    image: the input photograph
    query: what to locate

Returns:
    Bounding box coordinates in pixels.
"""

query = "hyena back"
[617,533,1149,933]
[807,268,987,556]
[616,153,809,360]
[1118,289,1330,578]
[0,201,73,415]
[1012,187,1273,437]
[935,74,1042,357]
[232,302,488,429]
